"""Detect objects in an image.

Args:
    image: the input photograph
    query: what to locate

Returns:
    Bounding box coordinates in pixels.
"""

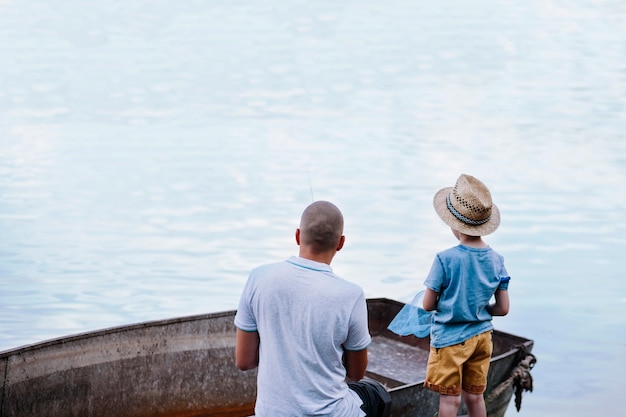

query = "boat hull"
[0,298,533,417]
[1,311,257,417]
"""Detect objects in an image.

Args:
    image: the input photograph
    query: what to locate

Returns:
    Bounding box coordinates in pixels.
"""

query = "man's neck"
[298,248,336,265]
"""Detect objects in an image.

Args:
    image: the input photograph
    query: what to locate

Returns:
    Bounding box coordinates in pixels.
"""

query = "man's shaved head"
[299,201,344,253]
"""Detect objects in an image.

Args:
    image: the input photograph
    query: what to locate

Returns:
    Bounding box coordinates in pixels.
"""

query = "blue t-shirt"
[234,256,371,417]
[423,245,510,348]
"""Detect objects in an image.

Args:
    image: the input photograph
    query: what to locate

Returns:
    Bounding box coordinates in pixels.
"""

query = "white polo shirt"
[235,256,371,417]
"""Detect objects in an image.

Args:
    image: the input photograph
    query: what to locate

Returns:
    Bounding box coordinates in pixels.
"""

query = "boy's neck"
[458,234,487,248]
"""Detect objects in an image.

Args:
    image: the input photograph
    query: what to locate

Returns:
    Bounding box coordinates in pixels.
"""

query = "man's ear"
[295,228,301,245]
[336,235,345,251]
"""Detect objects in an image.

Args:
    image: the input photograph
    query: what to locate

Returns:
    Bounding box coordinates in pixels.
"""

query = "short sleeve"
[424,255,445,293]
[497,276,510,291]
[233,277,258,332]
[343,292,371,351]
[496,255,510,291]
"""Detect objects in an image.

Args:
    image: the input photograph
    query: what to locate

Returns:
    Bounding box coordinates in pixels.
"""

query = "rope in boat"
[485,345,537,412]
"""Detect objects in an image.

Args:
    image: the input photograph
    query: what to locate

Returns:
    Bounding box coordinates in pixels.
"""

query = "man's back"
[235,256,371,417]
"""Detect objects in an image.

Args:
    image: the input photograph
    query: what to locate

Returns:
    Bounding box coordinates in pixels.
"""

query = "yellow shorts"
[424,331,493,396]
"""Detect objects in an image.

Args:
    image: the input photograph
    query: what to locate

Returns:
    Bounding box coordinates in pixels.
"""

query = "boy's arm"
[487,289,510,316]
[422,287,439,312]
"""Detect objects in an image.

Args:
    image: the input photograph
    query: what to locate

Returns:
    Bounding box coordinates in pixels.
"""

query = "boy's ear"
[295,228,301,245]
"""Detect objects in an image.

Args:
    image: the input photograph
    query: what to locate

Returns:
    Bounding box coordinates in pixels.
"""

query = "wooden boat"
[0,298,535,417]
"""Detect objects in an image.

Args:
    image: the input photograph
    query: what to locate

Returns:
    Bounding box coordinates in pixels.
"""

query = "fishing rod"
[307,167,315,202]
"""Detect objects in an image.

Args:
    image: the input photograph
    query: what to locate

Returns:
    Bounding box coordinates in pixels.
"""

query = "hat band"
[446,194,491,226]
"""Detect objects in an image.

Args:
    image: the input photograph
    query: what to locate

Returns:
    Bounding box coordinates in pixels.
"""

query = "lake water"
[1,1,625,416]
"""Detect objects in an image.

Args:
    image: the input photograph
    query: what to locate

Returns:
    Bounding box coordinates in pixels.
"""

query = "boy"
[422,174,510,417]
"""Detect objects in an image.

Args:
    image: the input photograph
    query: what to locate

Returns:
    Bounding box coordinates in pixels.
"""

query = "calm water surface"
[1,1,625,416]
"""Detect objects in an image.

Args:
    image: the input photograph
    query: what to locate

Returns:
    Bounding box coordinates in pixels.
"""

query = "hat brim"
[433,187,500,236]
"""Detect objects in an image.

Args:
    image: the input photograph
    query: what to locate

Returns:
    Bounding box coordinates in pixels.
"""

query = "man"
[234,201,391,417]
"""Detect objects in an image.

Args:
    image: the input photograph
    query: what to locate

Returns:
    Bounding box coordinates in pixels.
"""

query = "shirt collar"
[286,255,333,273]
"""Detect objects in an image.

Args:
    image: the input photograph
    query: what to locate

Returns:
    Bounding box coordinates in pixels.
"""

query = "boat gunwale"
[0,310,237,358]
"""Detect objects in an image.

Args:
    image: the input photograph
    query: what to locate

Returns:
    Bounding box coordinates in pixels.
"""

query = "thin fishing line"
[307,167,315,202]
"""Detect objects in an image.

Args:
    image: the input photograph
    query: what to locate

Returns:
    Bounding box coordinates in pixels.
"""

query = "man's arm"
[235,328,260,371]
[343,348,368,382]
[487,289,510,316]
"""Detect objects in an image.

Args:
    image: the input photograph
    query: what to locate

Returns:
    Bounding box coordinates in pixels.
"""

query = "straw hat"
[433,174,500,236]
